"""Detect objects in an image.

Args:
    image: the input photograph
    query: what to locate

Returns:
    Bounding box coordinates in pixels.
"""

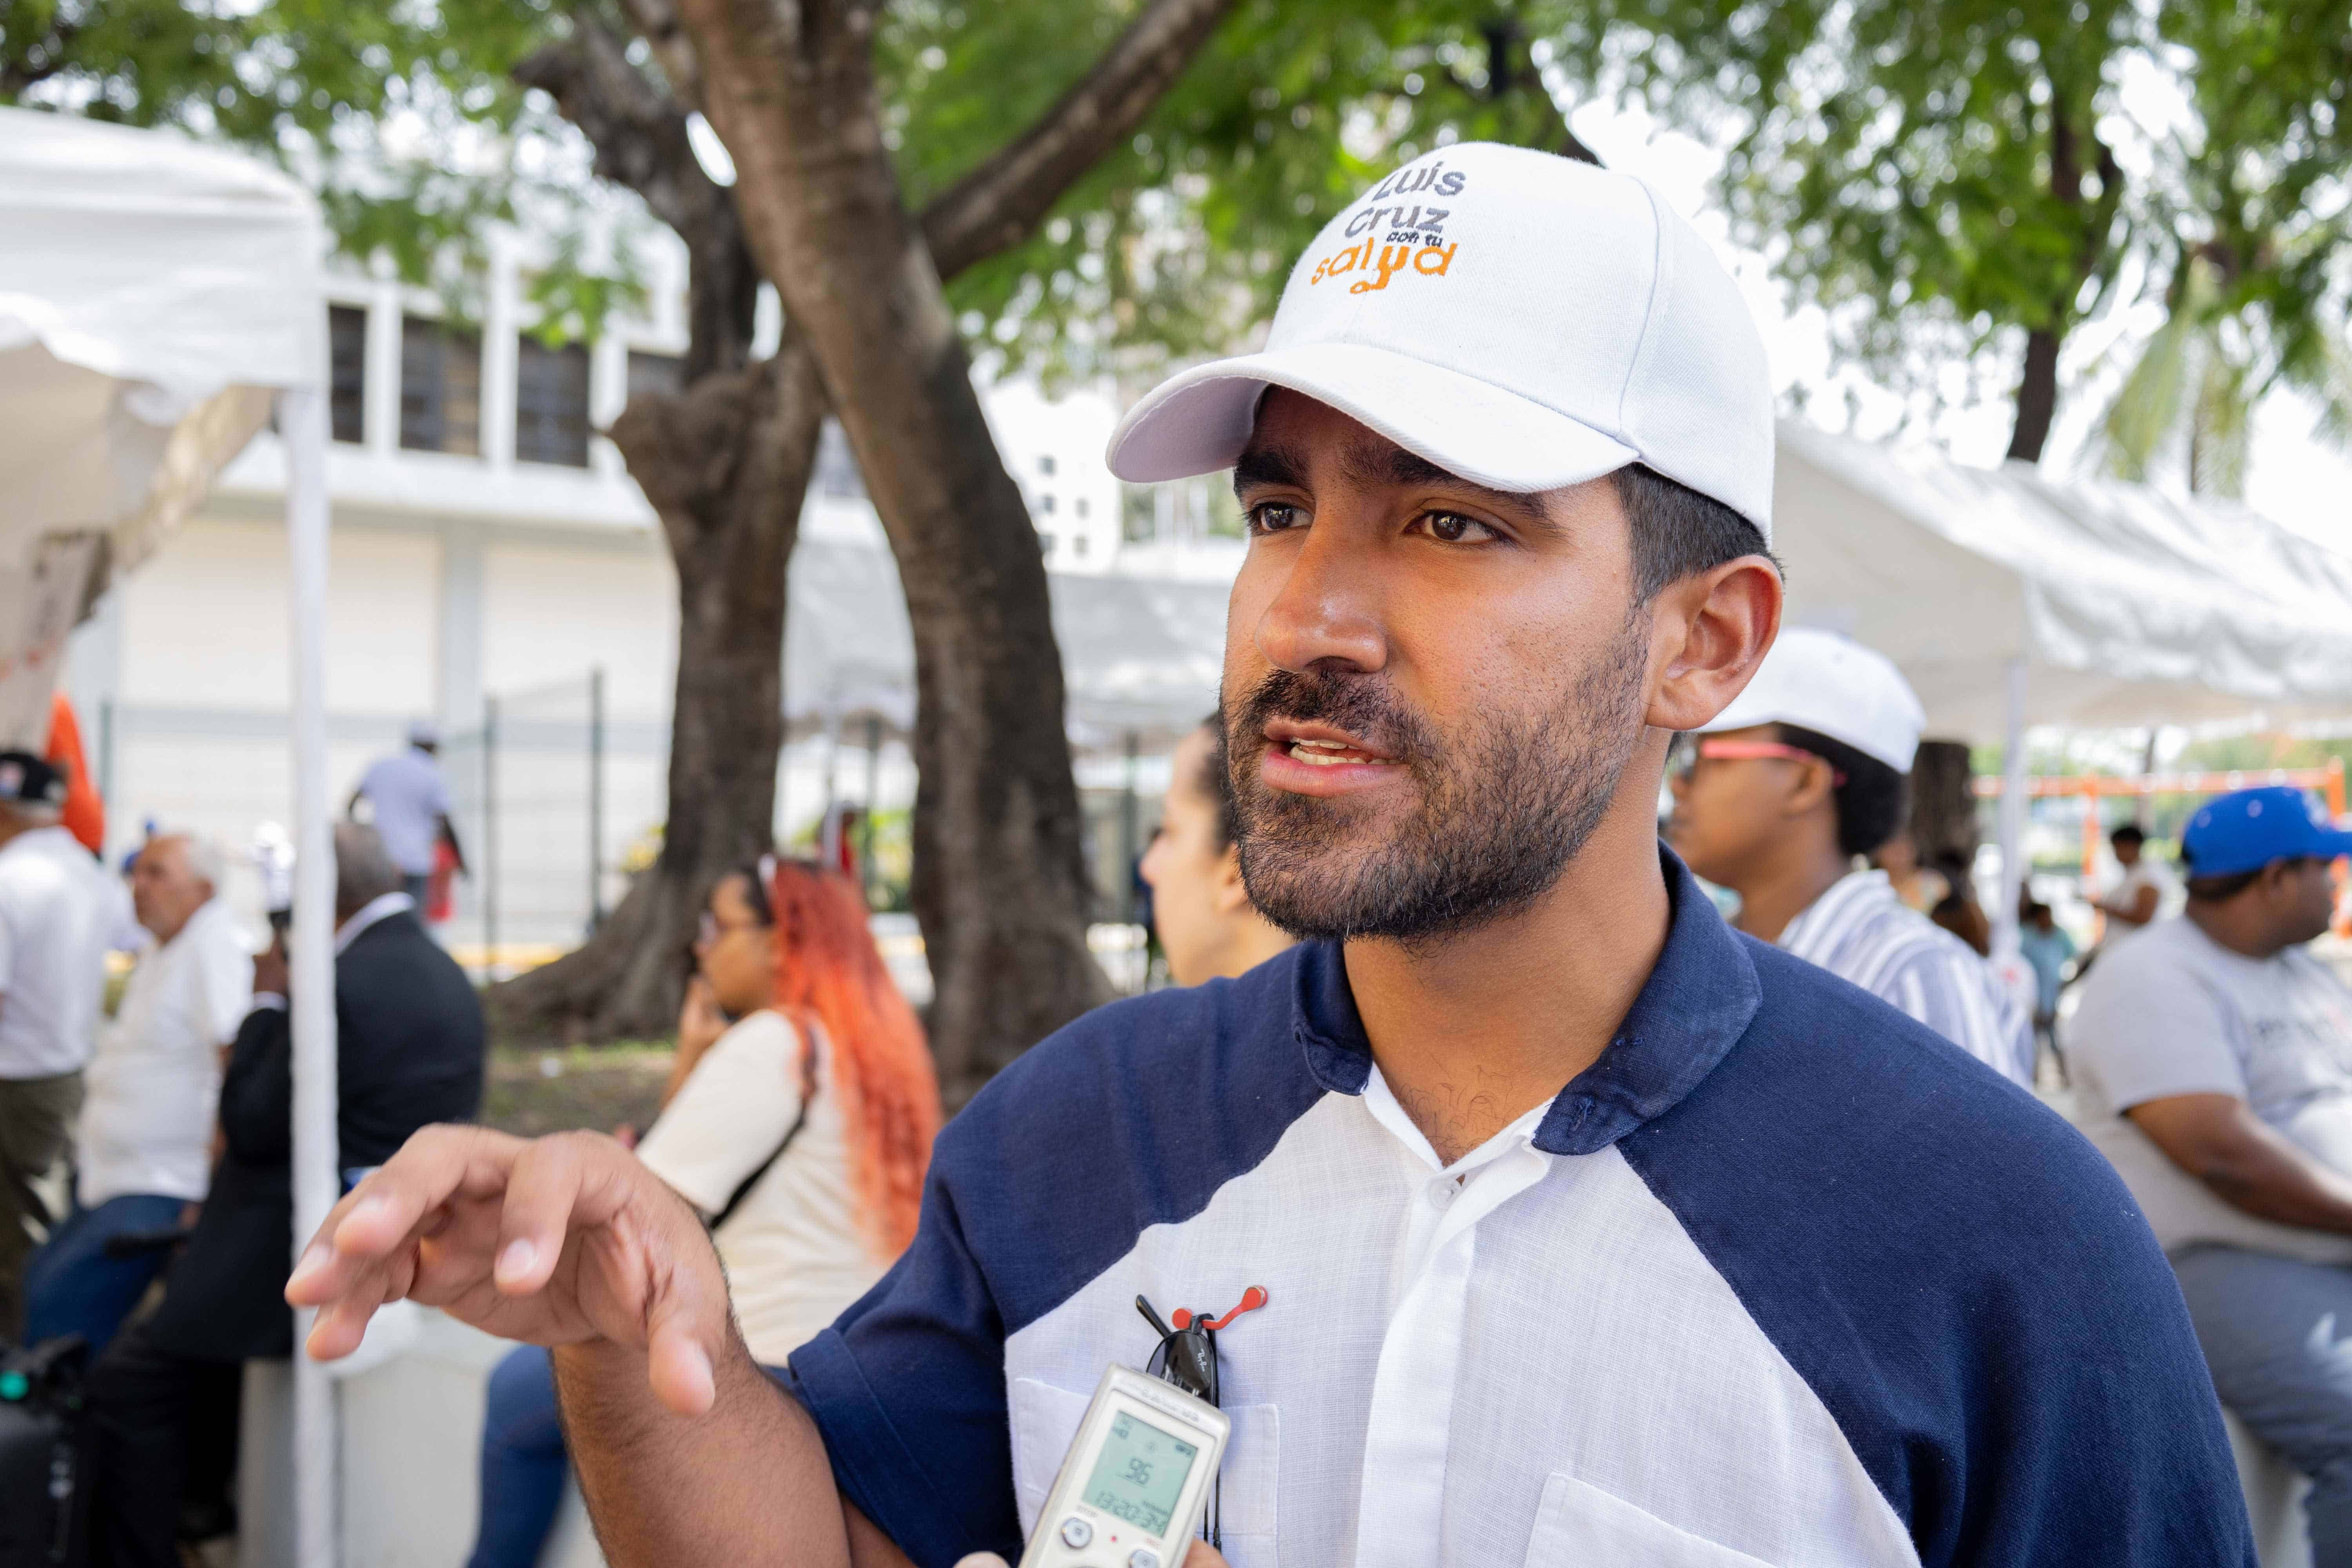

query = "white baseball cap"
[1105,142,1776,539]
[1695,627,1926,773]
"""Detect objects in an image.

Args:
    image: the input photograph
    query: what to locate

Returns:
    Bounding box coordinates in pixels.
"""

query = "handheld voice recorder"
[1016,1363,1230,1568]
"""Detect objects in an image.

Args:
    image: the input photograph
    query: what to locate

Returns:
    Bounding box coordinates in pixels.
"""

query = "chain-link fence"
[441,670,668,973]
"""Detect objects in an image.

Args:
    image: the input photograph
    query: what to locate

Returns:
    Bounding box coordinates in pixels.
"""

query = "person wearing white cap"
[1665,627,2034,1085]
[349,717,466,909]
[287,143,2249,1568]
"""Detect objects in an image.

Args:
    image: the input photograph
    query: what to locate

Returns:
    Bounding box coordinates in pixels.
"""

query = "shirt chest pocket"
[1523,1473,1777,1568]
[1009,1377,1279,1566]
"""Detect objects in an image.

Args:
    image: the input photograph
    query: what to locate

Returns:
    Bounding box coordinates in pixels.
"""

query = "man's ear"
[1210,846,1253,916]
[1644,557,1782,734]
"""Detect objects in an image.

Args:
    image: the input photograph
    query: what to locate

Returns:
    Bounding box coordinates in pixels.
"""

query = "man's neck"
[1723,820,1848,947]
[2186,898,2286,961]
[1344,790,1672,1167]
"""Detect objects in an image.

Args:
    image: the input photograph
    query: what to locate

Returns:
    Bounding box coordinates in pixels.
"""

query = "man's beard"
[1224,613,1651,944]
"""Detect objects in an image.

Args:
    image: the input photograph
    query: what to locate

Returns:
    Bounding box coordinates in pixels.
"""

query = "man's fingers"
[287,1125,521,1319]
[646,1318,717,1417]
[642,1236,730,1417]
[492,1132,615,1297]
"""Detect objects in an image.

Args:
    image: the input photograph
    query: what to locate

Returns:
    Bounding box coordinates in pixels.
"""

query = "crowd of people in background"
[8,625,2352,1561]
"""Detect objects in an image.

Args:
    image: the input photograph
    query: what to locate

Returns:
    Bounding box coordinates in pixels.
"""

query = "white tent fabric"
[0,106,325,746]
[1775,417,2352,955]
[0,107,342,1566]
[1775,419,2352,737]
[785,538,1231,751]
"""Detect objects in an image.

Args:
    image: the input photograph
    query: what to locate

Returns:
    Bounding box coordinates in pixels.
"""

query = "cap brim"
[1107,342,1638,494]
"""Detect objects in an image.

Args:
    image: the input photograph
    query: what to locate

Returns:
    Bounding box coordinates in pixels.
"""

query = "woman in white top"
[466,856,941,1568]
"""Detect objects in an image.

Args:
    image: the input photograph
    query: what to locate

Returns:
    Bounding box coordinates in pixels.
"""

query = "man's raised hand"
[283,1125,732,1416]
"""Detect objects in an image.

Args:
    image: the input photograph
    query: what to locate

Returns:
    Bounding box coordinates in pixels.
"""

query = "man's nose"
[1252,524,1388,676]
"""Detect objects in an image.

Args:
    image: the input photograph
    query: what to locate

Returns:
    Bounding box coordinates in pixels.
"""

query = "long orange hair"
[755,858,940,1260]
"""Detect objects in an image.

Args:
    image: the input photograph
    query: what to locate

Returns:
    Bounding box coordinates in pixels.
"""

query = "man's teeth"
[1287,738,1398,766]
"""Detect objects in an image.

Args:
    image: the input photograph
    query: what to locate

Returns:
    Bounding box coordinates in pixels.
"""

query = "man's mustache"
[1228,670,1430,764]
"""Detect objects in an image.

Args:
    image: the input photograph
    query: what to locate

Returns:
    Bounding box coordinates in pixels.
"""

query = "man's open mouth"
[1263,721,1402,768]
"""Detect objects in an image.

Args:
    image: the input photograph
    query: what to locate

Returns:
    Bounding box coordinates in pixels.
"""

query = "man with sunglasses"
[2069,786,2352,1560]
[288,143,2248,1567]
[1665,627,2033,1083]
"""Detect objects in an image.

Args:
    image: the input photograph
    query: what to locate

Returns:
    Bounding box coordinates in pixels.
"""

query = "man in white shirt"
[2093,822,2181,959]
[291,145,2247,1568]
[2069,785,2352,1560]
[1666,628,2034,1084]
[24,831,250,1354]
[0,749,117,1339]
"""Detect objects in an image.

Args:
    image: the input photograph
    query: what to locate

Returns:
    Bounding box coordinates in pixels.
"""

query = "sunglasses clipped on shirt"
[1669,735,1848,787]
[1136,1287,1268,1552]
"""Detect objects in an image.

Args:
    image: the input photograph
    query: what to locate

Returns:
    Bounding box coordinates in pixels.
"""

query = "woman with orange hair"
[465,857,940,1568]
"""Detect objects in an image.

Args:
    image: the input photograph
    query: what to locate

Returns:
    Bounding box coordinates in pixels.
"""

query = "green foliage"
[918,0,1620,384]
[2088,0,2352,494]
[1566,0,2139,421]
[3,0,641,339]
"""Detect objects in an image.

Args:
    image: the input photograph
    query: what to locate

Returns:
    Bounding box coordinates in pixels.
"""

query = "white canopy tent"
[1773,419,2352,951]
[0,108,341,1564]
[783,538,1232,753]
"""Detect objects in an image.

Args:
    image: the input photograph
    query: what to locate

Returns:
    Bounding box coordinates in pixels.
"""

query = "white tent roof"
[0,106,324,745]
[785,539,1230,752]
[1775,419,2352,738]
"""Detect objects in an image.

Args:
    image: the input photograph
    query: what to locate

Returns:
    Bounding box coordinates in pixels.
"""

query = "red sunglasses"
[1673,737,1847,786]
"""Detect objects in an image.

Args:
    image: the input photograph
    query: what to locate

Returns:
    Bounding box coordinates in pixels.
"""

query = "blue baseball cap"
[2182,786,2352,880]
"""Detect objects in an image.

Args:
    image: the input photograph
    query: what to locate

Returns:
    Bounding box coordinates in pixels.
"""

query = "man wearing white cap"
[290,144,2250,1567]
[1666,627,2034,1084]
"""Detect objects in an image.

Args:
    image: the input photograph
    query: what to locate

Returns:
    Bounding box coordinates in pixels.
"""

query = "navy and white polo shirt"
[787,850,2251,1568]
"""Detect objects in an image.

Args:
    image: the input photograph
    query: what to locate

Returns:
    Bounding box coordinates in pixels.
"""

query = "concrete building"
[63,238,1236,962]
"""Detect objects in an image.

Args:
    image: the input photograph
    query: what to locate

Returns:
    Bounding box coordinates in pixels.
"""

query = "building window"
[399,316,481,456]
[813,420,866,500]
[1039,493,1057,515]
[1039,532,1058,555]
[1073,534,1089,557]
[515,336,591,467]
[1074,496,1091,520]
[1039,454,1057,476]
[328,305,366,444]
[627,350,684,403]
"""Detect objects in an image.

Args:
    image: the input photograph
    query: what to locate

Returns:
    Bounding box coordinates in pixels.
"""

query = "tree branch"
[515,15,760,377]
[918,0,1236,279]
[516,16,717,242]
[612,0,705,113]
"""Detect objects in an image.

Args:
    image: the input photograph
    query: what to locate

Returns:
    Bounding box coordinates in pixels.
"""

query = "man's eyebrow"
[1350,439,1561,535]
[1232,444,1306,494]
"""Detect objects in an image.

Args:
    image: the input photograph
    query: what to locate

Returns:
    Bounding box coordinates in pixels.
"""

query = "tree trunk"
[2005,326,2060,464]
[681,0,1109,1101]
[489,342,827,1040]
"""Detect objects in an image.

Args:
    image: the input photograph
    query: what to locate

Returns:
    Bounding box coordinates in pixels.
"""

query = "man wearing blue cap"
[2071,785,2352,1559]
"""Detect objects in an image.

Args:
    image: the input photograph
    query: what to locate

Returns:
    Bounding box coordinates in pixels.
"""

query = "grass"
[481,1040,676,1140]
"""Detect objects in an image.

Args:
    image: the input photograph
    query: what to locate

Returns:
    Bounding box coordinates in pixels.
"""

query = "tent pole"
[281,384,341,1568]
[1994,655,2029,958]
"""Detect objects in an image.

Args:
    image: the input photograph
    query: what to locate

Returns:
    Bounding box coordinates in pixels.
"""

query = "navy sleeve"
[1623,940,2255,1567]
[786,1159,1020,1567]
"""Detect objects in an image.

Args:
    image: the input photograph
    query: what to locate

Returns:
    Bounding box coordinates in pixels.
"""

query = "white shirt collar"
[1360,1062,1554,1176]
[335,891,415,955]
